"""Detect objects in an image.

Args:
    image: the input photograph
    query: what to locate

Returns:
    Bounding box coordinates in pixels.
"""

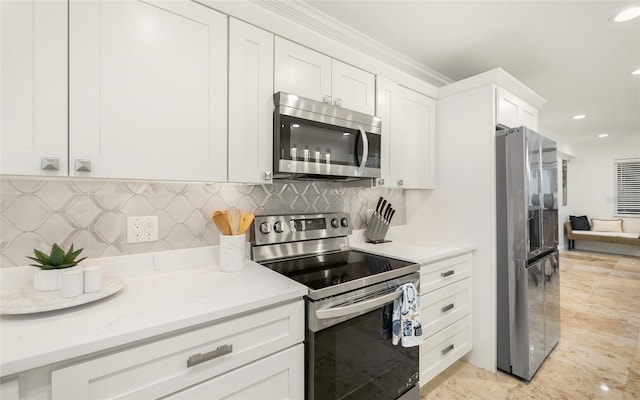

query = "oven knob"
[273,221,284,233]
[331,218,340,228]
[340,217,349,228]
[259,222,271,234]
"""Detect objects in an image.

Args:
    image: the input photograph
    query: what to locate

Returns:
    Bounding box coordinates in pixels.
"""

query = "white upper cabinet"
[274,37,331,103]
[330,60,375,115]
[68,0,227,181]
[496,87,538,131]
[228,18,274,184]
[376,77,436,189]
[1,0,68,176]
[275,37,375,115]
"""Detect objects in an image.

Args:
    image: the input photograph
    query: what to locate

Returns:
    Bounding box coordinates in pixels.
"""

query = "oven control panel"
[250,213,352,246]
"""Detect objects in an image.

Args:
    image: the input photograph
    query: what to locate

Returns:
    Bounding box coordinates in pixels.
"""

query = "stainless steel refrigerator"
[496,126,560,381]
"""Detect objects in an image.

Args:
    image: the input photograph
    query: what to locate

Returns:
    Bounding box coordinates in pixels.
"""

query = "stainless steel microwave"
[273,92,382,180]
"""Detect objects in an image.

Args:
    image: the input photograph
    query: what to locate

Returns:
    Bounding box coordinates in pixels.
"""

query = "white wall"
[566,135,640,255]
[407,84,497,372]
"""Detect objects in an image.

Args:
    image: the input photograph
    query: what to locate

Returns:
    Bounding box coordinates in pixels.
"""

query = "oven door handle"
[316,291,400,320]
[357,125,369,175]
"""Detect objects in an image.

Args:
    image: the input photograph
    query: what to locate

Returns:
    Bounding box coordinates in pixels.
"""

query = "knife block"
[364,213,391,244]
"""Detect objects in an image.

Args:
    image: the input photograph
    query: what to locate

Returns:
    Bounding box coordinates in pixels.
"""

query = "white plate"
[1,277,124,315]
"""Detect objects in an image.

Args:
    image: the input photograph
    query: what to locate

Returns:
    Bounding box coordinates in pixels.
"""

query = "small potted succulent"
[28,243,87,291]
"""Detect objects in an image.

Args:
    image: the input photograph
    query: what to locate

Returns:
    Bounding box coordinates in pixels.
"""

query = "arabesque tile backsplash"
[0,178,405,267]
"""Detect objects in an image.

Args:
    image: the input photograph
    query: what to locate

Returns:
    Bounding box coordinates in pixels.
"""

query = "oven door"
[306,273,420,400]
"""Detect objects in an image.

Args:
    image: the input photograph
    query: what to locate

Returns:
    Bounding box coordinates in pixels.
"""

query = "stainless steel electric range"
[251,212,420,400]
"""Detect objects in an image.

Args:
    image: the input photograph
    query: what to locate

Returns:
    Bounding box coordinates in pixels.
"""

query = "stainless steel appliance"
[251,213,420,400]
[496,126,561,381]
[273,92,382,181]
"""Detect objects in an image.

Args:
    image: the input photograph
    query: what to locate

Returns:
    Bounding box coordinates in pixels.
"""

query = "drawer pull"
[187,344,233,368]
[441,270,455,278]
[441,344,455,355]
[441,303,455,313]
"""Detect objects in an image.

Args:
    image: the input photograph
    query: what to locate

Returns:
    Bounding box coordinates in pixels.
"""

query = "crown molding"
[251,0,453,87]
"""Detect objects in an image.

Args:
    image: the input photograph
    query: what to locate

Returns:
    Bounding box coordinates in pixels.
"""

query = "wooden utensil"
[238,212,255,234]
[227,208,241,235]
[212,211,232,235]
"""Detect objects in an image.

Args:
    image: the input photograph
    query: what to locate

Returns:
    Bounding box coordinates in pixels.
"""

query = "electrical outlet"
[127,216,158,243]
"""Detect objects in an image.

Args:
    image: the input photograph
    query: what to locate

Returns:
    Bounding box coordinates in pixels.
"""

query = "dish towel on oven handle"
[392,282,422,347]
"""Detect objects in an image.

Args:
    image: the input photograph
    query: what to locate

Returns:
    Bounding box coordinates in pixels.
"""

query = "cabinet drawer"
[52,301,304,399]
[164,344,304,399]
[419,315,472,385]
[420,278,471,338]
[420,253,471,293]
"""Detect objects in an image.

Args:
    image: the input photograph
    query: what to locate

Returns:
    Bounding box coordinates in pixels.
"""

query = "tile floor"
[420,250,640,400]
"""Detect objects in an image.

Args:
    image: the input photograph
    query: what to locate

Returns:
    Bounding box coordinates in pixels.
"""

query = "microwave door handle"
[358,126,369,175]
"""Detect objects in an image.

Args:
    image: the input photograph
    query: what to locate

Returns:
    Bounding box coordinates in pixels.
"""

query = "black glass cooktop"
[262,250,416,298]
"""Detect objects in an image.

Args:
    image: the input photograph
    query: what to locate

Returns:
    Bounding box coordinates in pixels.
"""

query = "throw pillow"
[591,219,623,233]
[569,215,590,231]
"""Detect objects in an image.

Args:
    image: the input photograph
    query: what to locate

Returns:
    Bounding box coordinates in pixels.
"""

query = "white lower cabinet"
[164,344,303,400]
[50,301,303,399]
[419,253,473,385]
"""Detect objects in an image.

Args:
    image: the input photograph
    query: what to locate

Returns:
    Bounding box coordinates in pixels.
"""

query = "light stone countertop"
[0,246,307,377]
[349,226,476,264]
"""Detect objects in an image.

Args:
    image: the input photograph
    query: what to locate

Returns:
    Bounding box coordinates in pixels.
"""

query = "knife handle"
[389,209,396,223]
[383,204,392,220]
[380,199,387,214]
[376,197,384,213]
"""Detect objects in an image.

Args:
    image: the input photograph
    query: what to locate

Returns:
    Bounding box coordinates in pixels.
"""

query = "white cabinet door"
[376,78,435,189]
[164,344,304,400]
[228,18,274,184]
[496,87,538,130]
[274,37,331,103]
[496,87,519,129]
[0,378,19,400]
[69,0,227,181]
[0,0,67,176]
[331,60,375,115]
[519,101,539,131]
[375,76,399,188]
[274,38,374,114]
[396,87,435,189]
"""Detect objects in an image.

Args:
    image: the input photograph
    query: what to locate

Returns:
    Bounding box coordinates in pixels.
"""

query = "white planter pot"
[33,267,79,291]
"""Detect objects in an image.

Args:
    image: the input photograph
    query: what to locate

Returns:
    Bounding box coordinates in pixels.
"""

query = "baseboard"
[572,242,640,257]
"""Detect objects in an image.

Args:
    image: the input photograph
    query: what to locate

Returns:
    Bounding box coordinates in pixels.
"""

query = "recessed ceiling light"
[573,114,586,120]
[612,6,640,22]
[597,133,609,138]
[291,124,300,128]
[632,68,640,75]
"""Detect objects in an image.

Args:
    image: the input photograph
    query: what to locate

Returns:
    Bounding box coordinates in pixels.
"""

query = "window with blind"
[615,159,640,216]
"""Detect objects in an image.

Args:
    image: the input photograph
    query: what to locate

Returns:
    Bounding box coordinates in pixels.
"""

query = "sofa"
[565,217,640,250]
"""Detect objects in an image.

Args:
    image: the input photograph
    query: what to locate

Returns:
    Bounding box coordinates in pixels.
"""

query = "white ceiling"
[303,1,640,144]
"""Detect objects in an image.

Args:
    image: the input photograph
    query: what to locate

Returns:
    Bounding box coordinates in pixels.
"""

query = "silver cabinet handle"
[264,171,272,180]
[357,125,368,176]
[334,98,342,106]
[74,159,91,172]
[41,157,60,171]
[323,95,332,103]
[316,291,400,320]
[441,270,454,278]
[187,344,233,368]
[441,303,454,313]
[441,344,455,355]
[378,179,385,185]
[397,179,404,186]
